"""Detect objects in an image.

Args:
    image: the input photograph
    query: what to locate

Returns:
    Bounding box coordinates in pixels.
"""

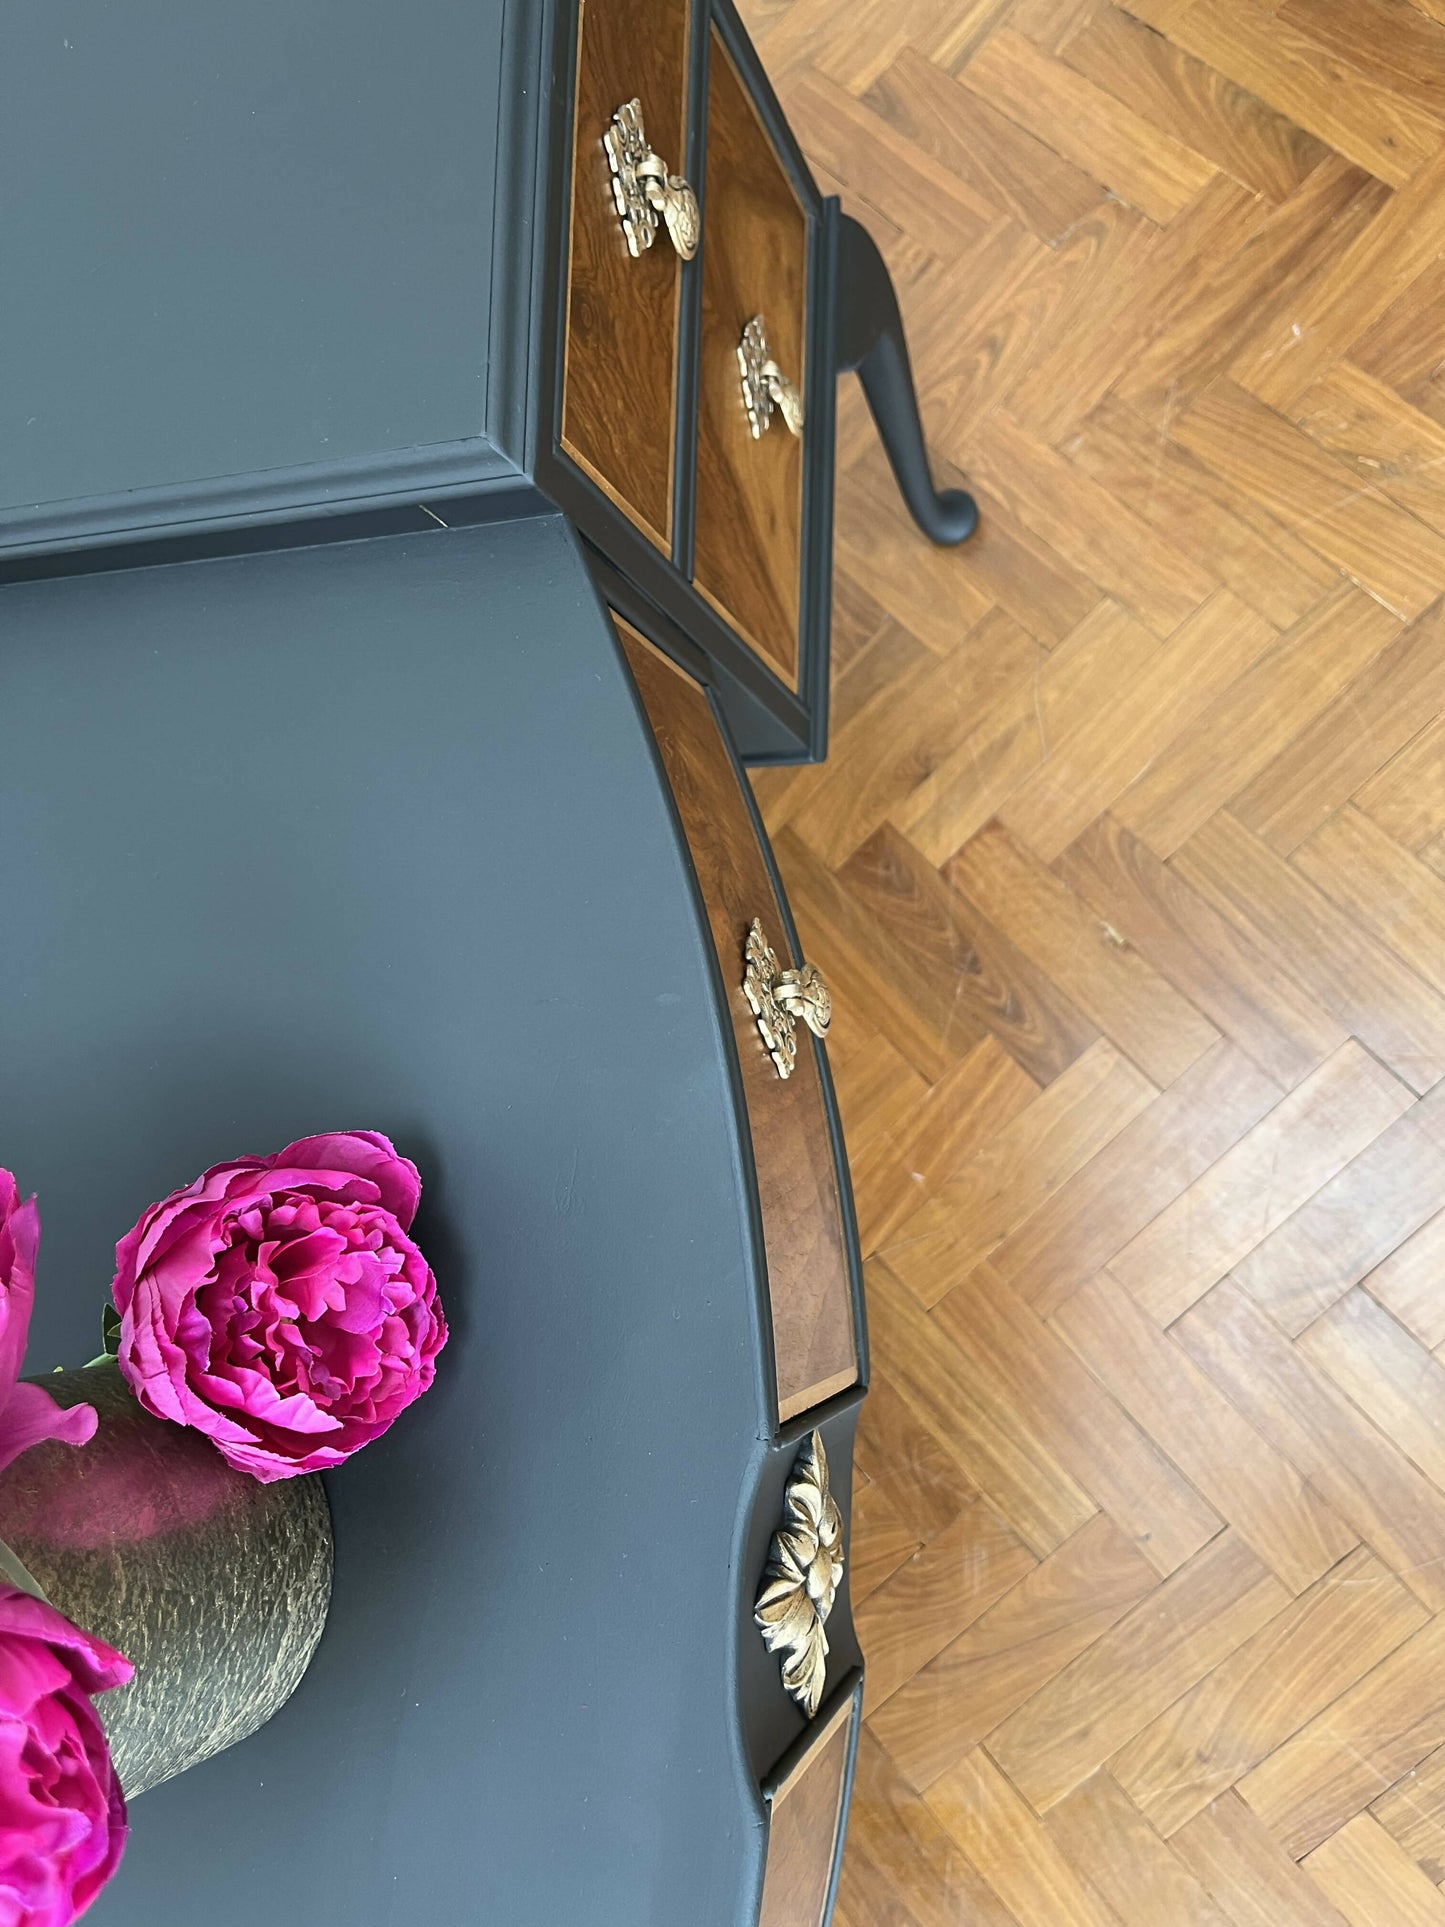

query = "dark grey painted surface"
[0,517,798,1923]
[1,0,503,511]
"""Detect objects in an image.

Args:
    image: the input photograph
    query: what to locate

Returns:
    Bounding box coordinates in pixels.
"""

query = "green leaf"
[101,1303,121,1356]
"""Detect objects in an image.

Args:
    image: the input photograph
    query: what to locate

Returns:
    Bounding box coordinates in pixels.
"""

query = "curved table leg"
[834,213,978,547]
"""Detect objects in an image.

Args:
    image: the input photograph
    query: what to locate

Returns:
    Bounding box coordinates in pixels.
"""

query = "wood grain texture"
[562,0,687,547]
[693,28,808,687]
[758,1696,855,1927]
[734,0,1445,1912]
[616,623,855,1420]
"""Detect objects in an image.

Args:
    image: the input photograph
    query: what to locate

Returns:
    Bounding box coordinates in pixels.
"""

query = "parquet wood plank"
[839,1728,1027,1927]
[891,597,1162,865]
[1303,1812,1445,1927]
[825,822,1103,1083]
[851,1479,927,1606]
[1236,1612,1445,1857]
[930,1261,1225,1576]
[862,49,1107,246]
[1114,153,1391,419]
[987,1041,1283,1315]
[941,483,1104,649]
[829,1030,931,1166]
[867,1260,1100,1558]
[1061,395,1347,631]
[1231,1086,1445,1334]
[1300,1288,1445,1496]
[856,1501,1037,1713]
[1062,3,1330,202]
[998,590,1280,862]
[1055,817,1348,1090]
[870,1515,1160,1793]
[1046,1773,1236,1927]
[927,199,1147,450]
[923,1749,1128,1927]
[944,821,1220,1085]
[880,1042,1156,1307]
[1171,381,1445,620]
[1054,1273,1357,1594]
[1232,142,1445,407]
[1351,254,1445,430]
[833,457,997,653]
[958,28,1218,222]
[987,1532,1288,1812]
[1297,804,1445,1003]
[1291,360,1445,539]
[1002,176,1271,445]
[1111,1548,1427,1835]
[789,610,1043,867]
[1356,715,1445,853]
[1230,602,1445,855]
[1176,1281,1445,1611]
[1172,811,1445,1091]
[1106,1041,1413,1322]
[784,68,998,259]
[1281,0,1445,120]
[849,1035,1040,1256]
[855,1371,979,1546]
[1365,1211,1445,1352]
[1117,0,1445,185]
[1372,1741,1445,1884]
[962,410,1220,639]
[1108,585,1402,858]
[1172,1793,1350,1927]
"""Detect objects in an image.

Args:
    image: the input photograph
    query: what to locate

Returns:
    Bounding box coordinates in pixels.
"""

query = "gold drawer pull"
[743,918,831,1079]
[604,99,699,261]
[738,315,804,440]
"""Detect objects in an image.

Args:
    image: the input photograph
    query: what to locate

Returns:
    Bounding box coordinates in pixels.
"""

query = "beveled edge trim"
[560,430,672,554]
[777,1365,859,1427]
[764,1679,857,1809]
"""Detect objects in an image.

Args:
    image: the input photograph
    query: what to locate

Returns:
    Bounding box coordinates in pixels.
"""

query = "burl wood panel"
[758,1693,855,1927]
[617,619,857,1421]
[693,29,809,690]
[561,0,688,550]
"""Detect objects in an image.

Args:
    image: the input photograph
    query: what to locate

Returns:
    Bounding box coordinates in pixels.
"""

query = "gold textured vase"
[0,1362,332,1798]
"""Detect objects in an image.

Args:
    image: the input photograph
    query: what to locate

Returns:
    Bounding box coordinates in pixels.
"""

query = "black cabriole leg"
[835,214,979,547]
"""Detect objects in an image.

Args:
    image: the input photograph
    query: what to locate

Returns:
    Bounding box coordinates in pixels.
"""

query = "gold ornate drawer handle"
[603,99,699,261]
[738,315,804,440]
[742,917,831,1080]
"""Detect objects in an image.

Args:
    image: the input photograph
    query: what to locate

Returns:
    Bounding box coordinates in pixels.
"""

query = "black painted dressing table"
[1,3,967,1920]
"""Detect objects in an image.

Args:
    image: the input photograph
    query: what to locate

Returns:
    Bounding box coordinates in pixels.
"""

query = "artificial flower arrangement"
[0,1133,445,1926]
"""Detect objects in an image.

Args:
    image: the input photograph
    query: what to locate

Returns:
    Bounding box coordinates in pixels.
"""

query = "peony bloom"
[0,1584,131,1927]
[112,1132,446,1483]
[0,1177,97,1478]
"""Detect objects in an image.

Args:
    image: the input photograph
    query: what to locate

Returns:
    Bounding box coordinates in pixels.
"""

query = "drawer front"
[758,1690,858,1927]
[616,617,857,1423]
[562,0,692,550]
[692,27,810,692]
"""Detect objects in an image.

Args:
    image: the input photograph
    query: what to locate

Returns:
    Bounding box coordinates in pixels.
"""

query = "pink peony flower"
[112,1132,446,1483]
[0,1584,131,1927]
[0,1177,97,1478]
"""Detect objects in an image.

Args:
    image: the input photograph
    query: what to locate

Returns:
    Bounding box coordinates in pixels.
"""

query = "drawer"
[692,24,810,693]
[615,615,858,1423]
[758,1687,859,1927]
[562,0,695,552]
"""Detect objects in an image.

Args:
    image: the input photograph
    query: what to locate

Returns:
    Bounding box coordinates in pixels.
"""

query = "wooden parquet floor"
[736,0,1445,1919]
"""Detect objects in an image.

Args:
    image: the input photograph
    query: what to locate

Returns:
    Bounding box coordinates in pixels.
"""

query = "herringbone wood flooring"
[736,0,1445,1919]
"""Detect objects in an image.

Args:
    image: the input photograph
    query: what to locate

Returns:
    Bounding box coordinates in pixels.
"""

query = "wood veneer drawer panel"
[758,1693,855,1927]
[616,618,857,1422]
[562,0,691,551]
[692,27,809,691]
